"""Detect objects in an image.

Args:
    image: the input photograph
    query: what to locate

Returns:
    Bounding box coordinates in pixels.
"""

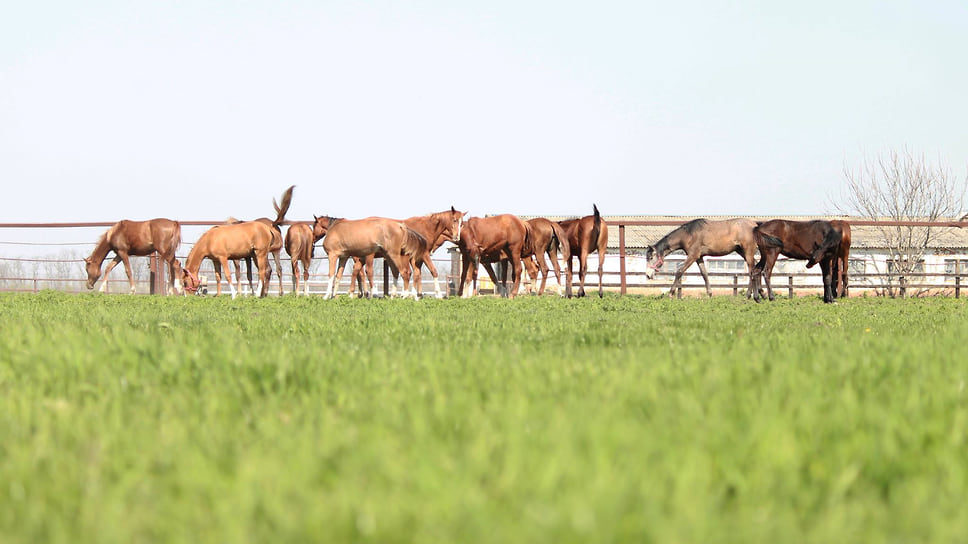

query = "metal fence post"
[788,275,794,299]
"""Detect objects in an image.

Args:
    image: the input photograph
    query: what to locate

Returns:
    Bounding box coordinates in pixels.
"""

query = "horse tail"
[522,221,536,257]
[170,221,182,255]
[550,220,571,261]
[753,223,784,249]
[401,226,429,258]
[273,185,295,226]
[591,203,603,247]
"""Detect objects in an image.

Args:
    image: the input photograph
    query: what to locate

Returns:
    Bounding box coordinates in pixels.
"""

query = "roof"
[520,215,968,251]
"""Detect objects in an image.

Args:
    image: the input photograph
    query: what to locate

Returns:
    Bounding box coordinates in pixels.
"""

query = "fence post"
[732,274,738,296]
[619,224,627,295]
[899,276,906,298]
[149,254,158,295]
[383,259,390,297]
[956,275,961,299]
[788,275,794,299]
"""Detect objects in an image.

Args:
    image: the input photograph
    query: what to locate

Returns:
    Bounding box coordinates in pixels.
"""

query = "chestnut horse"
[751,219,843,304]
[227,185,294,296]
[180,221,275,298]
[84,218,182,294]
[349,208,466,298]
[282,215,341,296]
[322,217,429,299]
[644,218,759,298]
[457,214,531,299]
[559,205,608,298]
[521,217,572,296]
[831,220,852,298]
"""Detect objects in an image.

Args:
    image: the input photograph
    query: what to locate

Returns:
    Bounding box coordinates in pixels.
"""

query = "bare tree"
[837,148,967,297]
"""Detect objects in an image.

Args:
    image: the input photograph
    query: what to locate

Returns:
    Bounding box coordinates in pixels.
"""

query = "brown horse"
[284,216,332,296]
[349,208,466,298]
[521,217,572,296]
[644,218,760,298]
[180,221,275,298]
[84,218,182,294]
[559,205,608,298]
[321,217,429,299]
[751,219,843,303]
[457,214,531,298]
[227,185,295,296]
[830,220,852,298]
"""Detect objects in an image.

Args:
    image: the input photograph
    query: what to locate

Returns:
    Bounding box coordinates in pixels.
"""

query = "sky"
[3,0,968,226]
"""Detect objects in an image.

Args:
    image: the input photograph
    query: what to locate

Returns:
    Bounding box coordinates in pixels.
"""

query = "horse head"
[181,267,201,295]
[446,206,467,243]
[83,257,101,289]
[644,245,664,279]
[313,215,335,241]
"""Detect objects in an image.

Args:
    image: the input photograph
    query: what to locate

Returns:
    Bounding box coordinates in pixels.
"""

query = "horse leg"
[422,255,444,298]
[821,257,835,303]
[117,253,136,294]
[273,250,284,296]
[97,256,123,293]
[323,256,341,299]
[509,254,524,299]
[761,250,779,302]
[290,257,300,294]
[458,253,472,298]
[671,256,697,299]
[577,249,590,298]
[406,256,422,299]
[696,257,712,297]
[596,245,606,298]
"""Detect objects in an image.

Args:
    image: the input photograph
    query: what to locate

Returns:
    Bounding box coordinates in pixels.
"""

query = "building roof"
[521,215,968,252]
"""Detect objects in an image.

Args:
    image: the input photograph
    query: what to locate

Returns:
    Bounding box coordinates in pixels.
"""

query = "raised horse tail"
[592,203,603,247]
[401,226,429,258]
[753,223,784,249]
[273,185,295,227]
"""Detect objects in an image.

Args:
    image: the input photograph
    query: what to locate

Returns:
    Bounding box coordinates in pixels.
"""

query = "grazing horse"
[321,217,429,299]
[349,207,466,298]
[559,205,608,298]
[228,185,295,296]
[180,221,275,298]
[284,215,337,296]
[84,218,182,295]
[830,220,852,298]
[521,217,572,296]
[644,218,759,298]
[751,219,843,304]
[457,214,531,299]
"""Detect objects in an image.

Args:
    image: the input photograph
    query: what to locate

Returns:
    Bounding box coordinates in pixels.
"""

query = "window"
[706,259,747,272]
[945,259,963,275]
[887,259,925,274]
[848,259,866,275]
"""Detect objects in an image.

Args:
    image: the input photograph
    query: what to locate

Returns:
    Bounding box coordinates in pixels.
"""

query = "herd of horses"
[83,187,851,303]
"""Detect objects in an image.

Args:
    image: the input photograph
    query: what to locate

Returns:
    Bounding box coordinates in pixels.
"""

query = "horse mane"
[401,226,429,257]
[273,185,295,226]
[680,218,708,234]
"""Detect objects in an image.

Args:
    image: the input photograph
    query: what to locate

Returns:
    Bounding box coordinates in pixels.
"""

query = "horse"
[559,205,608,298]
[284,215,336,296]
[644,218,759,298]
[227,185,294,296]
[348,207,466,299]
[751,219,843,304]
[457,214,531,299]
[830,220,852,298]
[521,217,571,296]
[180,221,275,298]
[84,218,182,295]
[321,217,429,299]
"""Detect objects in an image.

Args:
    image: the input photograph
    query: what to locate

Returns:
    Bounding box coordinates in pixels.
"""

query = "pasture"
[1,292,967,543]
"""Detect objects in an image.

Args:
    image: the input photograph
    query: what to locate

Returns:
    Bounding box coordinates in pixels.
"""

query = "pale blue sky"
[2,0,967,224]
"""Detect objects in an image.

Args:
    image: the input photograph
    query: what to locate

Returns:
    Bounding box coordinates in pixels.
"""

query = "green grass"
[1,292,967,543]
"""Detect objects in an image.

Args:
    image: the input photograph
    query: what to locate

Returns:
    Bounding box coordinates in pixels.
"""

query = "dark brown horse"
[457,214,531,298]
[321,217,429,299]
[349,207,466,298]
[751,219,844,303]
[181,221,275,298]
[559,205,608,298]
[644,218,759,298]
[830,220,852,298]
[521,217,572,296]
[227,185,294,296]
[284,215,337,296]
[84,218,182,294]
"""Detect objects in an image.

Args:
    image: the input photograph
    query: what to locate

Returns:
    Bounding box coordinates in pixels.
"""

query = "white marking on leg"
[433,277,443,298]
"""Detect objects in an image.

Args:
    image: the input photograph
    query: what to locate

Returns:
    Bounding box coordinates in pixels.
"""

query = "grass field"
[1,292,967,543]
